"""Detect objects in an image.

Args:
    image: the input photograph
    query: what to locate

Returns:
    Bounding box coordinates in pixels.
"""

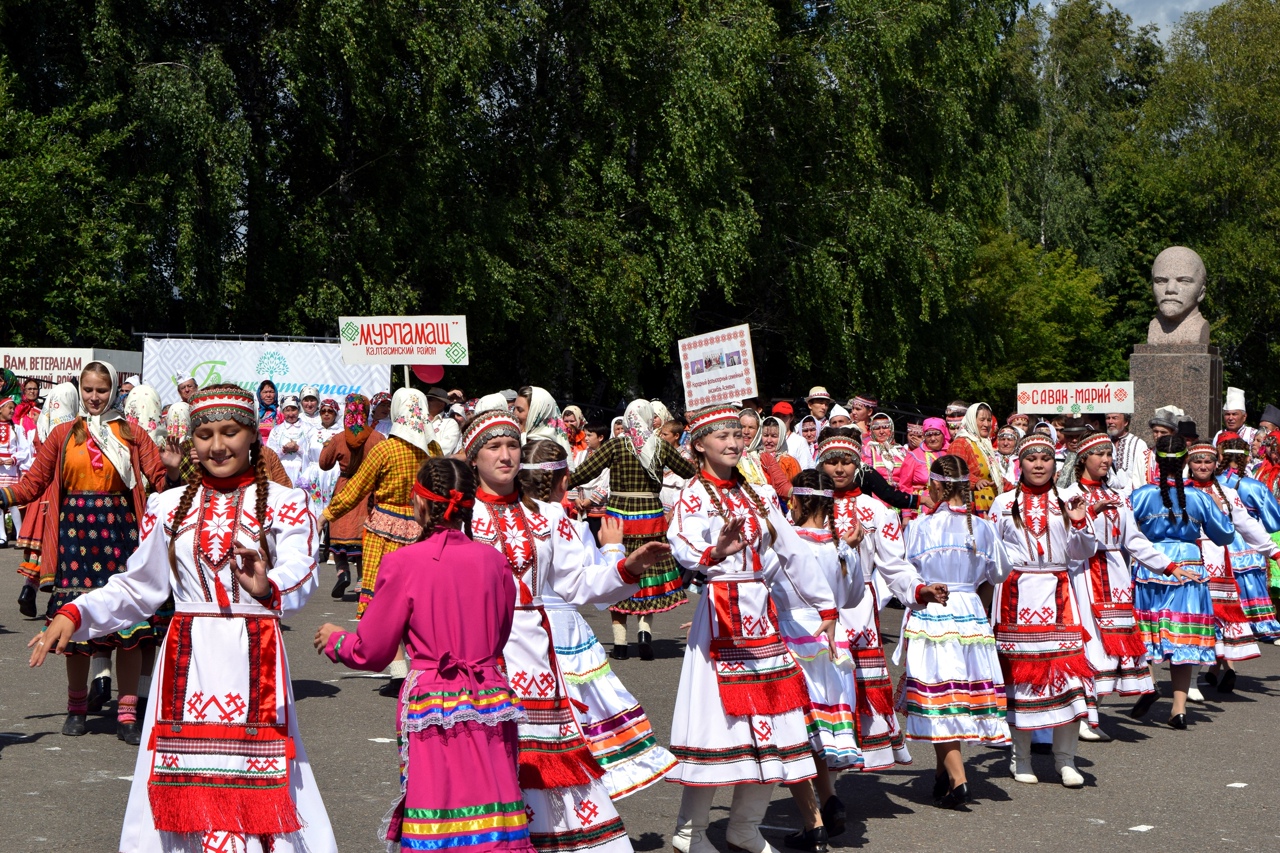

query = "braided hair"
[1154,434,1190,525]
[1216,437,1250,477]
[519,440,569,511]
[687,431,778,543]
[415,457,477,539]
[930,454,976,552]
[790,469,848,575]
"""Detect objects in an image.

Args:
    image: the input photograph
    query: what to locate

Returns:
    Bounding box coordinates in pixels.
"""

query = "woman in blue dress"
[1130,435,1235,729]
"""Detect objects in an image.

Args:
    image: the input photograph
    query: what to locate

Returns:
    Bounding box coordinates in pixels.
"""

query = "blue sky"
[1111,0,1220,34]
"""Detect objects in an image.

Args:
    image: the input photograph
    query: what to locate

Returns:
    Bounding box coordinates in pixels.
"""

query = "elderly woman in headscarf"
[862,412,907,488]
[562,404,588,462]
[569,398,699,661]
[897,417,951,521]
[516,385,570,453]
[947,402,1006,516]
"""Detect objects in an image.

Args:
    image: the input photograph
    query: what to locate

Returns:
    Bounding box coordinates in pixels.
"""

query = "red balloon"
[412,364,445,384]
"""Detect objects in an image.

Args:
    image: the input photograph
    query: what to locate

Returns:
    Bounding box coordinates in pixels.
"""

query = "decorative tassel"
[1213,598,1249,624]
[148,783,302,835]
[1008,653,1094,689]
[1036,540,1044,557]
[718,669,811,717]
[855,685,897,718]
[517,742,603,789]
[1097,628,1149,658]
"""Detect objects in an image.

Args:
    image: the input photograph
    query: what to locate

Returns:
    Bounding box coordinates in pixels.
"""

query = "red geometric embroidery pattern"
[575,799,600,826]
[245,757,280,772]
[509,671,533,694]
[276,501,308,528]
[752,720,773,741]
[160,754,180,768]
[201,831,244,853]
[535,673,556,698]
[185,691,248,722]
[557,517,576,542]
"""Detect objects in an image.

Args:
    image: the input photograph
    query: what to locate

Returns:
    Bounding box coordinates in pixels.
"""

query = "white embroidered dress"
[64,480,332,853]
[666,476,837,786]
[267,420,315,489]
[471,493,640,853]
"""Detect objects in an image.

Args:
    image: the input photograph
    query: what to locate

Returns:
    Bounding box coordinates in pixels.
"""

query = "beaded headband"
[1187,443,1218,459]
[463,412,522,460]
[688,406,742,440]
[1222,447,1249,456]
[1076,433,1113,456]
[928,471,970,483]
[853,396,878,408]
[521,460,568,471]
[906,423,924,436]
[189,388,258,430]
[1155,449,1187,458]
[870,413,893,426]
[816,436,860,464]
[1016,435,1055,460]
[790,487,834,498]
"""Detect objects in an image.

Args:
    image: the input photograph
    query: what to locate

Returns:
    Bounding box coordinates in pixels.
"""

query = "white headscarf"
[739,408,764,454]
[474,393,510,415]
[651,401,675,426]
[78,361,136,489]
[956,402,1004,491]
[36,383,80,443]
[165,402,192,443]
[389,388,438,455]
[123,384,165,447]
[622,399,662,478]
[523,387,570,453]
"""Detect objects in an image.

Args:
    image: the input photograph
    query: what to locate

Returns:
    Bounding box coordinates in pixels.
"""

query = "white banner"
[142,338,391,407]
[679,324,758,410]
[338,315,469,365]
[1,347,143,387]
[1016,381,1135,415]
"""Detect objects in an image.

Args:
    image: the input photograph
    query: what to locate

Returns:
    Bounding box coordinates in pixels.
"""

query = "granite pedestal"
[1130,344,1222,445]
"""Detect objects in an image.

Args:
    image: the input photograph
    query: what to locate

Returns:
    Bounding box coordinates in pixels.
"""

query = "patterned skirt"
[48,492,154,655]
[358,503,423,617]
[1135,574,1217,666]
[606,494,686,615]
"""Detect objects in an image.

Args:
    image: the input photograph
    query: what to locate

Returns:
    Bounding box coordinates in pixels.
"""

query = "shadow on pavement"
[291,679,341,701]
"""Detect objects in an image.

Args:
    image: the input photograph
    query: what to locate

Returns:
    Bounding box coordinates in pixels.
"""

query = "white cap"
[120,375,139,386]
[301,385,320,400]
[828,404,850,419]
[280,395,301,409]
[1223,386,1246,413]
[175,372,194,386]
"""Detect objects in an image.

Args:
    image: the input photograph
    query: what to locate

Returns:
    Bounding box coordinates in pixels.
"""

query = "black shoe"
[1168,713,1187,730]
[378,677,405,698]
[330,571,350,600]
[1128,690,1159,719]
[18,584,36,618]
[87,676,112,715]
[62,714,87,737]
[116,721,142,746]
[1218,669,1237,693]
[1203,669,1219,687]
[820,796,847,837]
[0,539,10,549]
[637,631,655,661]
[784,826,828,853]
[937,782,970,809]
[611,644,629,661]
[932,772,949,800]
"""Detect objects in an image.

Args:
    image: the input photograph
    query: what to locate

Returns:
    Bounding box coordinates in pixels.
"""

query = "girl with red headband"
[666,405,839,853]
[28,383,335,853]
[316,457,534,853]
[989,435,1098,786]
[1059,433,1171,741]
[462,410,671,853]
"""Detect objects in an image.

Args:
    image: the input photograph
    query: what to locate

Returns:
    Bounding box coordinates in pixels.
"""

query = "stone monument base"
[1130,344,1222,445]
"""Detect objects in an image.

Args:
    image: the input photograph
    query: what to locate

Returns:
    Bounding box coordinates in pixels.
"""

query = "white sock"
[388,659,409,679]
[90,656,113,682]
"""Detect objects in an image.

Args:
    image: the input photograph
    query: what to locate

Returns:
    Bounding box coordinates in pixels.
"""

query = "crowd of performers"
[8,364,1280,853]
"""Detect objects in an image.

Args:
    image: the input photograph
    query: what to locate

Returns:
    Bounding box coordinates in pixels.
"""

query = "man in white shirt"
[1106,412,1149,486]
[1214,387,1257,445]
[426,387,461,456]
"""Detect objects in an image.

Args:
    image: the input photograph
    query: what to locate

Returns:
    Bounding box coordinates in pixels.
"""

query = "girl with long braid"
[316,458,534,853]
[462,411,670,853]
[517,439,678,801]
[1059,433,1173,740]
[989,435,1097,787]
[776,469,866,849]
[817,431,919,775]
[899,455,1009,808]
[28,384,334,853]
[1214,436,1280,646]
[1130,434,1235,729]
[666,406,838,853]
[1187,443,1278,692]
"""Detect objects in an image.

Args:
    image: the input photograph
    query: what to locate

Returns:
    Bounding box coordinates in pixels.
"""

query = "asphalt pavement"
[1,549,1276,852]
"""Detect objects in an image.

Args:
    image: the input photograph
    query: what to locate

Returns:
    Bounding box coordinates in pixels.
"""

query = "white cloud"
[1110,0,1221,36]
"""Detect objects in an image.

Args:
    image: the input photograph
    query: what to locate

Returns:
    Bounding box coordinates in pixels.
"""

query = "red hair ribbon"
[412,482,474,520]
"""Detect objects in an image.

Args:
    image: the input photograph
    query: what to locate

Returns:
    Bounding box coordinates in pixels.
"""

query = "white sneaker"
[1077,720,1111,742]
[1059,765,1085,788]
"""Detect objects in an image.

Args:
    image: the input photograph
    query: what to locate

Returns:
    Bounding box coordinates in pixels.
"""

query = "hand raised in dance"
[233,544,273,599]
[709,516,748,561]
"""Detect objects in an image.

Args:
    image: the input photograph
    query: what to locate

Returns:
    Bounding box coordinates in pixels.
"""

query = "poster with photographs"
[679,324,757,410]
